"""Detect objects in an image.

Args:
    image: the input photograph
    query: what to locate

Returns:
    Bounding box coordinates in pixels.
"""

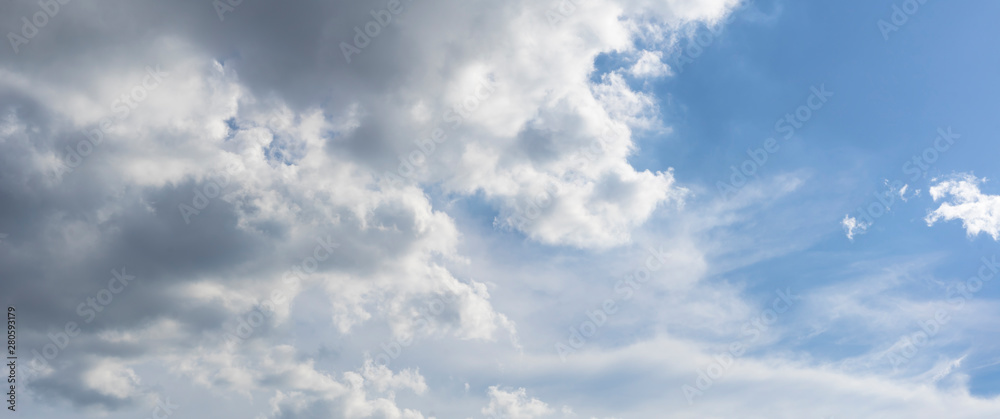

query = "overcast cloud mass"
[2,0,1000,418]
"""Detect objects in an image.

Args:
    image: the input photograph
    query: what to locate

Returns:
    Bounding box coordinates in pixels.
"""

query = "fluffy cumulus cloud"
[259,353,430,419]
[479,386,553,419]
[628,50,671,78]
[926,174,1000,240]
[0,0,740,417]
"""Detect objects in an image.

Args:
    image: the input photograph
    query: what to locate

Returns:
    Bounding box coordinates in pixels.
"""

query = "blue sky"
[649,0,1000,399]
[3,0,1000,418]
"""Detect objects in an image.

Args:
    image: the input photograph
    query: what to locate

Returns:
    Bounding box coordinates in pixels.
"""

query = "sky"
[1,0,1000,418]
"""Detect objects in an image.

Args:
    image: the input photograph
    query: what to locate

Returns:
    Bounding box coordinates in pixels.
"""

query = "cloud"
[19,0,994,418]
[0,0,745,416]
[257,350,430,419]
[481,386,554,419]
[628,50,671,78]
[842,214,870,241]
[926,174,1000,240]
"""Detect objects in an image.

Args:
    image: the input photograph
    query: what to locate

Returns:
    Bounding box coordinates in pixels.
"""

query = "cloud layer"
[4,0,1000,418]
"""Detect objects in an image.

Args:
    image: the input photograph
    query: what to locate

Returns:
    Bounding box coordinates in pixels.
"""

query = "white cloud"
[481,386,554,419]
[6,0,734,407]
[842,214,869,241]
[926,174,1000,240]
[628,50,671,78]
[82,360,141,400]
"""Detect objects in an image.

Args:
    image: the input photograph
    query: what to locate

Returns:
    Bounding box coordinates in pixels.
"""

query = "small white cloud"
[628,50,671,78]
[83,360,141,400]
[481,386,553,419]
[898,184,921,202]
[842,215,870,241]
[361,357,427,394]
[926,174,1000,240]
